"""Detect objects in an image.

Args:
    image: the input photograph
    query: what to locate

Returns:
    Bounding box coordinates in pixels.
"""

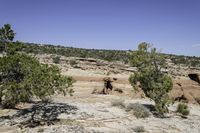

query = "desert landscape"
[1,1,200,133]
[0,54,200,133]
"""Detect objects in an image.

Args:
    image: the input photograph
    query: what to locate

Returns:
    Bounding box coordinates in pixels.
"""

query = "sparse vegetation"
[132,126,145,132]
[169,55,200,67]
[125,103,150,118]
[52,56,61,64]
[111,99,125,108]
[69,60,77,67]
[37,128,44,133]
[129,43,173,115]
[2,42,130,63]
[1,41,199,67]
[177,103,190,116]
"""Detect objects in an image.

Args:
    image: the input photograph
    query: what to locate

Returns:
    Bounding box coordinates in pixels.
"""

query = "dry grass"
[111,99,125,108]
[126,103,150,118]
[132,126,145,132]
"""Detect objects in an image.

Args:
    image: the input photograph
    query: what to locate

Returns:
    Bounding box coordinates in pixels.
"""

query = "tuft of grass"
[37,128,44,133]
[132,126,145,132]
[111,99,125,108]
[177,103,190,116]
[126,103,150,118]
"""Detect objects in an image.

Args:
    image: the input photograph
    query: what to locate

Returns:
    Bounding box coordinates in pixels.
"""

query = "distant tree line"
[0,41,199,67]
[165,54,200,67]
[0,42,131,64]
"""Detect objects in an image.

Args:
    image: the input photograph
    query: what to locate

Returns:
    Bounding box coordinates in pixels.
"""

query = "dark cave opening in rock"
[188,73,200,84]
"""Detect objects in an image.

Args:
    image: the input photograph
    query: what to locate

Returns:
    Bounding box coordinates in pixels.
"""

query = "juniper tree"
[129,42,173,115]
[0,24,15,53]
[0,53,74,108]
[0,24,74,108]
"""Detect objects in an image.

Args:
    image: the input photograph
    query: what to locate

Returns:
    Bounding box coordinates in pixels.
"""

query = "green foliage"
[0,42,130,63]
[3,42,22,55]
[165,54,200,67]
[0,24,15,42]
[1,41,199,67]
[177,103,190,116]
[0,53,74,108]
[0,24,15,53]
[129,42,173,115]
[125,103,150,118]
[0,24,74,108]
[53,56,61,64]
[69,60,77,67]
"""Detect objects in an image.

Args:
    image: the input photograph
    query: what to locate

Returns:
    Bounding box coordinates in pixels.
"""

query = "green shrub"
[125,103,150,118]
[52,56,61,64]
[177,103,190,116]
[69,60,77,67]
[0,53,74,108]
[129,43,173,115]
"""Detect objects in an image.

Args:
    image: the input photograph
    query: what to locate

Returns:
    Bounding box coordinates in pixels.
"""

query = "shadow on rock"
[0,102,78,128]
[142,104,169,118]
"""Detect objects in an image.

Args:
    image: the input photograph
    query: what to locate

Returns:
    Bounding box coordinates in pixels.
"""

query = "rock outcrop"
[169,78,200,104]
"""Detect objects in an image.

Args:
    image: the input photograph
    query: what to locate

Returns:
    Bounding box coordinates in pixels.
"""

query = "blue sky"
[0,0,200,56]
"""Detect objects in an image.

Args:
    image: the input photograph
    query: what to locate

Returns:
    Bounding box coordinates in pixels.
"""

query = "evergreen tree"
[0,24,74,108]
[129,42,173,115]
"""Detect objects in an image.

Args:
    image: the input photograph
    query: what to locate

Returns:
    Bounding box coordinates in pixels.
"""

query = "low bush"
[52,56,61,64]
[176,103,190,116]
[126,103,150,118]
[132,126,145,132]
[69,60,77,67]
